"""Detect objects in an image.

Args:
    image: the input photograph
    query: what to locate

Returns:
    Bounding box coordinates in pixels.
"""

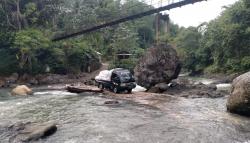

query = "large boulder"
[147,83,169,93]
[7,122,57,142]
[227,71,250,116]
[134,43,181,89]
[11,85,33,96]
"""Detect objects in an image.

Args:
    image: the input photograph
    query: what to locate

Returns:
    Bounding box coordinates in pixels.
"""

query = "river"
[0,79,250,143]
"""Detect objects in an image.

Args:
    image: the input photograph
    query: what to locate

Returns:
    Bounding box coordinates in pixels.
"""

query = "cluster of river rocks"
[1,43,250,143]
[134,43,250,116]
[0,73,95,88]
[5,71,250,143]
[0,122,57,143]
[3,43,250,117]
[148,79,226,98]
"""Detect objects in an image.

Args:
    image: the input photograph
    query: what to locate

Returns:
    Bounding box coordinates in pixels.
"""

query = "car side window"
[112,73,120,82]
[111,73,117,80]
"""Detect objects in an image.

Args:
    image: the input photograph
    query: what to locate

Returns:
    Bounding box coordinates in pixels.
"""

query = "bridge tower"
[155,13,170,45]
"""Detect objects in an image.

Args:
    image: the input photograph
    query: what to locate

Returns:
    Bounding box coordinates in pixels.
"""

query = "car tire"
[127,89,132,94]
[97,83,101,88]
[99,83,104,89]
[113,87,119,93]
[97,83,100,88]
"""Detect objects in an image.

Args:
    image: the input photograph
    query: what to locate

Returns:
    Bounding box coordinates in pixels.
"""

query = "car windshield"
[117,71,134,82]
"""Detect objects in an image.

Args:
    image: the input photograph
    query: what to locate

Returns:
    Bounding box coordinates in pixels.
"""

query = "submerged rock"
[134,43,181,89]
[162,80,225,98]
[148,83,169,93]
[7,122,57,143]
[104,100,120,105]
[227,71,250,116]
[11,85,32,96]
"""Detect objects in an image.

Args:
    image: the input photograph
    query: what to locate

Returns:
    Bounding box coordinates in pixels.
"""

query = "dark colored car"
[95,68,136,93]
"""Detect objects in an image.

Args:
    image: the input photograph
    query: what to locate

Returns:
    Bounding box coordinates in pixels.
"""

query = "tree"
[200,0,250,73]
[174,27,202,73]
[12,29,50,74]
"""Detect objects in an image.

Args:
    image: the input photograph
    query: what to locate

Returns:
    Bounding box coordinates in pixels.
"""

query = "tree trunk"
[16,0,22,30]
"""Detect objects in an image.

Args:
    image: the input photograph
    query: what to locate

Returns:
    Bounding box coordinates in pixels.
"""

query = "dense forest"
[173,0,250,74]
[0,0,249,76]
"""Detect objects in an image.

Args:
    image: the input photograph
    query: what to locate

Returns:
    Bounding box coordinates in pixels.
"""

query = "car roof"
[112,68,130,74]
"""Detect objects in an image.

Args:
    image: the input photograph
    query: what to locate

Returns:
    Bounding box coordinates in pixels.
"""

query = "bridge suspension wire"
[81,0,169,29]
[57,0,170,36]
[52,0,205,41]
[57,0,166,33]
[55,0,168,37]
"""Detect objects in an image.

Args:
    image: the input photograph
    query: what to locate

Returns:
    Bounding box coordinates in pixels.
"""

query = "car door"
[111,73,120,84]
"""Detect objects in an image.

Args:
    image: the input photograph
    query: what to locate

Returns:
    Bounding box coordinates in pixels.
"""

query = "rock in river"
[7,122,57,142]
[11,85,32,96]
[104,100,120,105]
[134,43,181,89]
[148,83,169,93]
[227,71,250,116]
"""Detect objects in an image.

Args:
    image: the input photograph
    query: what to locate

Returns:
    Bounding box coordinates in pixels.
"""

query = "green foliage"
[0,31,14,49]
[109,59,137,72]
[200,0,250,73]
[12,29,50,74]
[174,27,202,73]
[0,28,99,75]
[24,2,39,25]
[56,0,155,64]
[0,49,19,75]
[204,65,221,74]
[171,0,250,74]
[109,24,139,57]
[1,0,248,76]
[65,40,99,73]
[138,26,154,49]
[241,56,250,71]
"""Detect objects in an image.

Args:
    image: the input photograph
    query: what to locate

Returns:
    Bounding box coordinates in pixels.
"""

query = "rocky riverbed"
[2,71,250,143]
[1,86,250,143]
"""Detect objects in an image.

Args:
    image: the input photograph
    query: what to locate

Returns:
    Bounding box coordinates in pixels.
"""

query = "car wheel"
[127,89,132,94]
[99,83,104,89]
[97,83,101,88]
[113,87,119,93]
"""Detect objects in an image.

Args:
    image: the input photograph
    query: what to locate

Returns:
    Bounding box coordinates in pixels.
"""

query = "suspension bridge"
[52,0,206,41]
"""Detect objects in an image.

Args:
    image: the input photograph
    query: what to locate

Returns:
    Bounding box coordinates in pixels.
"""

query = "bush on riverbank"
[0,0,249,77]
[0,29,100,76]
[172,0,250,74]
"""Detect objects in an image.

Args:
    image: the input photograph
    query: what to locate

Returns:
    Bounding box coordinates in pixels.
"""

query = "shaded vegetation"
[170,0,250,74]
[0,0,249,76]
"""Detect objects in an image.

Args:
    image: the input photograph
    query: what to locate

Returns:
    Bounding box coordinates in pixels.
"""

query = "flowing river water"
[0,78,250,143]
